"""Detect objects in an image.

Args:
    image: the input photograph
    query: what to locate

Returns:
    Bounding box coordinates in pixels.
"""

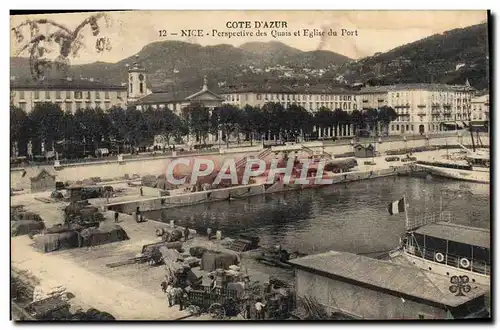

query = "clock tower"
[127,55,148,104]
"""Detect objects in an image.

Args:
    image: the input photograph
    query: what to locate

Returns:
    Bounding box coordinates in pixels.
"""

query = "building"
[10,77,127,113]
[359,83,475,136]
[471,94,490,125]
[289,251,489,320]
[128,58,225,144]
[219,85,359,139]
[30,169,56,193]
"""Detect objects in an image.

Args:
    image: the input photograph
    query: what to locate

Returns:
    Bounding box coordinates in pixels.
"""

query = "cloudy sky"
[10,10,487,65]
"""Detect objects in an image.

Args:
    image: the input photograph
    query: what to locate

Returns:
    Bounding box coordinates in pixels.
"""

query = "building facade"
[359,83,475,135]
[10,77,127,113]
[219,86,359,139]
[471,94,490,123]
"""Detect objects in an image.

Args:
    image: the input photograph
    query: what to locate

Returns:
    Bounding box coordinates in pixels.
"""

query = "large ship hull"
[415,164,490,184]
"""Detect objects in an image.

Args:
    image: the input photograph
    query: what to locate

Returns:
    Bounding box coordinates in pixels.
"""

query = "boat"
[389,213,490,286]
[414,143,490,184]
[415,160,490,184]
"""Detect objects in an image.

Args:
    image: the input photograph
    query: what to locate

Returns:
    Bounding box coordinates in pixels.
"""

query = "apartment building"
[10,77,127,113]
[471,94,490,123]
[359,83,475,135]
[219,85,359,113]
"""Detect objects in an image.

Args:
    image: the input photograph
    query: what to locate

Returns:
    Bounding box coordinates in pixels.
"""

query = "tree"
[363,108,379,136]
[262,102,286,141]
[181,103,211,144]
[159,108,186,147]
[331,109,350,137]
[108,106,128,153]
[376,106,398,135]
[10,105,30,157]
[213,105,241,148]
[349,109,364,137]
[240,105,264,146]
[287,104,314,141]
[28,102,64,154]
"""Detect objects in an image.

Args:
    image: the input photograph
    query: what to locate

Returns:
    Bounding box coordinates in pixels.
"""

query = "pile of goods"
[64,200,105,228]
[256,246,307,269]
[10,209,46,237]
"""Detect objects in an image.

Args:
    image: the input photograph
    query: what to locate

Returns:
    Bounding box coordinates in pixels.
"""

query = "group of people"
[161,279,190,311]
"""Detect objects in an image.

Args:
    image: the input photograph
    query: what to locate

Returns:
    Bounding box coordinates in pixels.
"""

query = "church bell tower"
[127,55,147,104]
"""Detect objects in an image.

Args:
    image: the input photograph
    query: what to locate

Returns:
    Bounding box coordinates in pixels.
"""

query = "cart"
[186,286,245,320]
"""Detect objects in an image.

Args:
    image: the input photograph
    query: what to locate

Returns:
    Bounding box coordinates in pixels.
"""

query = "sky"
[10,10,487,65]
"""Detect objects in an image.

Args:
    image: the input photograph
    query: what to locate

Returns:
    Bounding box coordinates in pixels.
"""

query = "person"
[114,211,119,223]
[140,186,143,196]
[207,227,212,240]
[179,288,189,311]
[254,299,266,320]
[184,226,190,241]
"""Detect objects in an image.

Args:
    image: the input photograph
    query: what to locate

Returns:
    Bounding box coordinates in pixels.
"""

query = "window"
[65,91,71,99]
[353,104,357,110]
[391,125,395,131]
[139,83,143,94]
[130,83,133,94]
[105,91,110,99]
[418,314,425,319]
[65,102,72,112]
[74,91,82,99]
[287,94,290,100]
[34,91,40,99]
[45,91,50,100]
[19,91,25,99]
[396,125,400,131]
[95,91,100,99]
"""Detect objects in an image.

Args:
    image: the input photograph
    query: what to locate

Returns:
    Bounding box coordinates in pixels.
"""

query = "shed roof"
[30,169,56,181]
[289,251,488,307]
[413,222,490,249]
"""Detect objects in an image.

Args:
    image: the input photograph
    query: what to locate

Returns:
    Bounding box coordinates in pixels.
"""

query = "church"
[126,56,225,145]
[127,56,224,113]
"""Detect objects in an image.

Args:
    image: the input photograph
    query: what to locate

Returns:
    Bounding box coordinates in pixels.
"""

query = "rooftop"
[289,250,488,307]
[360,84,476,94]
[414,222,490,249]
[217,85,357,95]
[10,78,126,91]
[132,91,194,105]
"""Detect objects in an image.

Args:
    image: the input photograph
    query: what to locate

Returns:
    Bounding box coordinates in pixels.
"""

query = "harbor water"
[144,176,490,256]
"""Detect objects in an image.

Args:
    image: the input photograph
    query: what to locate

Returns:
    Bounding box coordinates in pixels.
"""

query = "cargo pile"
[11,209,46,237]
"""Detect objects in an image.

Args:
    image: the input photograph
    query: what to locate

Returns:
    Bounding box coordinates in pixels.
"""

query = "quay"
[10,147,487,320]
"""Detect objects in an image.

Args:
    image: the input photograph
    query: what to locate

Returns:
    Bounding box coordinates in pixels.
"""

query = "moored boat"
[389,214,490,287]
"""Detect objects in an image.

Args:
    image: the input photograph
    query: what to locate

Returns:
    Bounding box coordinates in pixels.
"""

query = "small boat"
[415,161,490,184]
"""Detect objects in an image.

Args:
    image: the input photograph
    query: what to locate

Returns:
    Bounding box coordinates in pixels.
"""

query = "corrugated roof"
[289,251,488,307]
[10,78,126,91]
[414,222,490,249]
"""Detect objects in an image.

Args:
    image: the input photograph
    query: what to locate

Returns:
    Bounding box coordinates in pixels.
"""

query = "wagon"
[186,286,245,319]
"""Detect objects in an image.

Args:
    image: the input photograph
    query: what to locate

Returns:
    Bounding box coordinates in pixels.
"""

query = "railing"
[407,211,450,231]
[406,246,491,276]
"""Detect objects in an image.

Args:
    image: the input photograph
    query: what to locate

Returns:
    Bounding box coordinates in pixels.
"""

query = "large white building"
[10,76,127,113]
[219,85,359,138]
[358,83,475,135]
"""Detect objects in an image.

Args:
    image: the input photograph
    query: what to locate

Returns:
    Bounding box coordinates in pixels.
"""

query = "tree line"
[10,101,398,158]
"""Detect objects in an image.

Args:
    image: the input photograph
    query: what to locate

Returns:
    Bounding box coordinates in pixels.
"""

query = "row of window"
[253,93,356,102]
[19,101,112,112]
[18,90,117,100]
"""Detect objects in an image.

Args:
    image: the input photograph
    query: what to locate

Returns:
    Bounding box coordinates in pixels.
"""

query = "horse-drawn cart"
[186,287,244,320]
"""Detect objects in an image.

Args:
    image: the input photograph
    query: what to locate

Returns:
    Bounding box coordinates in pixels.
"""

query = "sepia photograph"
[9,9,491,321]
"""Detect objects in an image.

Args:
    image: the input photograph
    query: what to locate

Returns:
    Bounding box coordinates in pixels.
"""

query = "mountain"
[10,23,490,91]
[10,41,351,91]
[339,23,489,89]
